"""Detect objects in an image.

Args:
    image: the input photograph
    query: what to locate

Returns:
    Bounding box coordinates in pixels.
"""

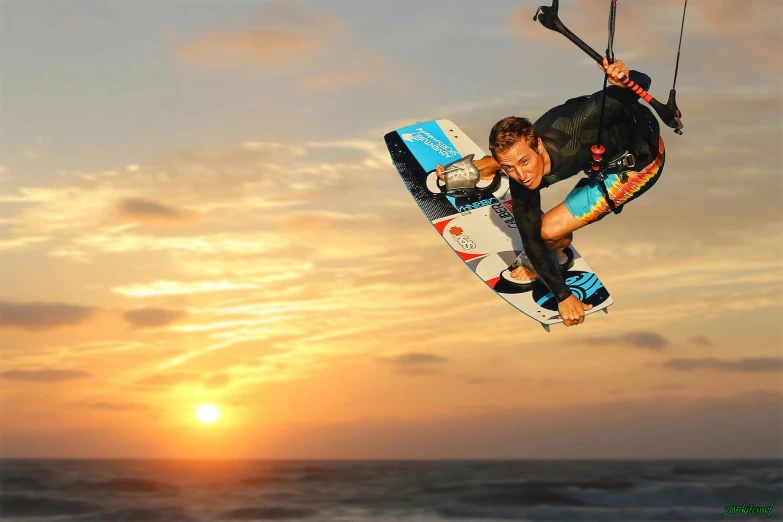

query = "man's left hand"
[474,155,502,181]
[557,295,593,327]
[436,155,499,182]
[598,57,630,88]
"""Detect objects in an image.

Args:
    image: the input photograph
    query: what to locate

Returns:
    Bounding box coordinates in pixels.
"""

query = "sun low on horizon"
[195,404,222,425]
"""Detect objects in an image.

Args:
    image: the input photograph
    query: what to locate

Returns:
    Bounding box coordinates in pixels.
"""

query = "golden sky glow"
[0,0,780,459]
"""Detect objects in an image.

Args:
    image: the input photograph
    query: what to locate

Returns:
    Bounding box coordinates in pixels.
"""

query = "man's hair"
[488,116,539,156]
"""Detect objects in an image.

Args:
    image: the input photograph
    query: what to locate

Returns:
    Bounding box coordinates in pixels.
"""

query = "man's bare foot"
[510,265,537,282]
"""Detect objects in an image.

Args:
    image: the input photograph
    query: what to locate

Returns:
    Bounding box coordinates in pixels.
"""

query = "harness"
[534,0,688,214]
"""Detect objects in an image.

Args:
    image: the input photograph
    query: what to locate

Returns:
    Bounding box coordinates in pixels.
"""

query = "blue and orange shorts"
[565,137,665,225]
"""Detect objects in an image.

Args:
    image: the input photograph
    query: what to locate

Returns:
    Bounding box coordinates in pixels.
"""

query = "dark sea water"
[0,460,780,522]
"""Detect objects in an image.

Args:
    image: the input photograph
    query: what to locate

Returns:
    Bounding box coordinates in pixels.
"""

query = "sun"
[195,404,221,424]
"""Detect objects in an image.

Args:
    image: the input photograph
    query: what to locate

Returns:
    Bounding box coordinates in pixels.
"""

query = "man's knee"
[540,225,572,249]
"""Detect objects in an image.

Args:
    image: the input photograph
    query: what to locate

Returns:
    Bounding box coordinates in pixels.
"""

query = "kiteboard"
[384,119,612,331]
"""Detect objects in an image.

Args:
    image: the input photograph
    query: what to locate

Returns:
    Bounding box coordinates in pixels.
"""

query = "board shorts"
[565,137,665,225]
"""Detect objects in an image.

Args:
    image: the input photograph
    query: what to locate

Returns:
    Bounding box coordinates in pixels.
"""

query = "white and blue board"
[384,119,613,331]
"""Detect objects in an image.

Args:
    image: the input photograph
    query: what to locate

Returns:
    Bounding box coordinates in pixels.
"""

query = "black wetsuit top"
[510,70,661,303]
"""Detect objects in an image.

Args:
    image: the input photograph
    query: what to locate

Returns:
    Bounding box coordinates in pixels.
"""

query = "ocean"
[0,459,780,521]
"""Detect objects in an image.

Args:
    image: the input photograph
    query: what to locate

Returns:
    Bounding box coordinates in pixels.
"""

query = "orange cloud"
[176,27,327,73]
[0,368,92,382]
[377,352,450,375]
[690,335,713,347]
[0,301,97,331]
[175,4,405,89]
[582,331,671,350]
[122,307,188,329]
[663,357,783,373]
[113,197,201,226]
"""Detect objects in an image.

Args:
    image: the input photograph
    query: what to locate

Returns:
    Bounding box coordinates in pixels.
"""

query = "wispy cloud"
[113,280,260,298]
[458,375,503,386]
[176,28,327,73]
[122,307,188,329]
[583,331,670,350]
[377,352,450,375]
[175,2,407,91]
[0,236,51,252]
[137,372,199,388]
[89,401,147,411]
[1,369,92,382]
[114,198,201,225]
[0,136,396,265]
[136,371,233,390]
[689,335,713,347]
[0,301,97,331]
[663,357,783,373]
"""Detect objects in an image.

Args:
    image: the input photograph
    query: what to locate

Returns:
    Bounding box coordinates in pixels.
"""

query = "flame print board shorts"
[565,137,665,226]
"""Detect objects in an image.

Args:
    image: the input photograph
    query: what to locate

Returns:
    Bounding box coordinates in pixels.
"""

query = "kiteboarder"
[436,57,665,327]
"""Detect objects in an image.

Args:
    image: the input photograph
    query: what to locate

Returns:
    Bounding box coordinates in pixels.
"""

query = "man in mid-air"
[437,58,665,327]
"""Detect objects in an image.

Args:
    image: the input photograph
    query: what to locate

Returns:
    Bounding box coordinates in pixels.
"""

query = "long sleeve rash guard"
[510,70,661,303]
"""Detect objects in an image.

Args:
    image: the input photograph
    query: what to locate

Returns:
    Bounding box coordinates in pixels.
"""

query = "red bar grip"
[621,76,652,102]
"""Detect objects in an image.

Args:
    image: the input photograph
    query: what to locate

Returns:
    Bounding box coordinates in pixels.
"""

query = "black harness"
[588,149,637,214]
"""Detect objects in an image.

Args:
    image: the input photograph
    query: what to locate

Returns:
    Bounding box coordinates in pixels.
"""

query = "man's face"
[494,138,544,190]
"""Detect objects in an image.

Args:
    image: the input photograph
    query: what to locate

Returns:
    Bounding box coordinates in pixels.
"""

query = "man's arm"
[510,184,572,302]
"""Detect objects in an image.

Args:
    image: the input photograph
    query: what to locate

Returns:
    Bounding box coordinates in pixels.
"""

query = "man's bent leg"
[509,201,585,282]
[541,202,589,251]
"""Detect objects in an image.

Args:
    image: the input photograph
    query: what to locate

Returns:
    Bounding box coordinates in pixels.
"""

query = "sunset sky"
[0,0,780,460]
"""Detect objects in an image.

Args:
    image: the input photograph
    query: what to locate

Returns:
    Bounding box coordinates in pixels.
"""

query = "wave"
[0,493,101,517]
[0,473,53,492]
[65,507,204,522]
[65,477,177,494]
[219,506,317,520]
[437,502,727,521]
[419,479,635,498]
[561,480,782,509]
[559,481,718,507]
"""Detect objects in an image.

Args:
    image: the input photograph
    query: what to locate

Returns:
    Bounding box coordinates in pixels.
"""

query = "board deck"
[384,119,613,329]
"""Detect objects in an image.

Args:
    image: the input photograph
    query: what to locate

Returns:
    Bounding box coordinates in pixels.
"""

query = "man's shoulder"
[534,95,591,136]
